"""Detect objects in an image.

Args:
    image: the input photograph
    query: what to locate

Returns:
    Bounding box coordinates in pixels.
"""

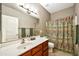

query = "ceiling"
[40,3,74,14]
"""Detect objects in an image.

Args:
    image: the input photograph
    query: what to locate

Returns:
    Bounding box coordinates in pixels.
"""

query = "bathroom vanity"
[19,40,48,56]
[0,37,48,56]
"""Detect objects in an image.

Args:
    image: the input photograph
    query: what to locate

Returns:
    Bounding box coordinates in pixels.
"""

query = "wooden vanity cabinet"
[19,40,48,56]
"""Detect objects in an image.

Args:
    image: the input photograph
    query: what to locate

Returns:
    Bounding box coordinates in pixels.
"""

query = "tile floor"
[49,48,72,56]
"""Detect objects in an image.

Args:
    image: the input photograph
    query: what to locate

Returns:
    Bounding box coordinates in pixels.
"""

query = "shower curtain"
[47,16,75,54]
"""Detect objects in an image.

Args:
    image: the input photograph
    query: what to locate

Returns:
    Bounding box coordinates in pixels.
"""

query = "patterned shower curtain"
[47,16,75,54]
[56,16,74,53]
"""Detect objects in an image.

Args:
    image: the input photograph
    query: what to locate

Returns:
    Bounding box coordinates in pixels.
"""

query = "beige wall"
[51,7,74,22]
[36,4,50,29]
[2,4,37,28]
[32,3,50,34]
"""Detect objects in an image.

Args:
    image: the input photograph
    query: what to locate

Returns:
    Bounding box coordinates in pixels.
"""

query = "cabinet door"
[32,44,42,55]
[43,50,48,56]
[33,50,42,56]
[19,50,31,56]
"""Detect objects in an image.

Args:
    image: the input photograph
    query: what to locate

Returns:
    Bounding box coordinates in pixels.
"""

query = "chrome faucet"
[21,39,25,44]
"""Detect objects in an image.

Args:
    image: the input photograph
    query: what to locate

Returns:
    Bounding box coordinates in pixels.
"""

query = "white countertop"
[0,36,48,56]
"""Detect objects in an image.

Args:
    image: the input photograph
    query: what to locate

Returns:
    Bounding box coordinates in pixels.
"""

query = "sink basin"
[17,41,33,49]
[17,45,26,49]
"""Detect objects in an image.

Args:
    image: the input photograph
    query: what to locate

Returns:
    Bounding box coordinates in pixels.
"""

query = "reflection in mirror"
[19,28,33,38]
[2,15,18,43]
[33,28,40,36]
[21,28,26,38]
[18,28,40,38]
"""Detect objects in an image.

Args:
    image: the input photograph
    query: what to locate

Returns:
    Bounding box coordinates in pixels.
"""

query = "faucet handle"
[21,39,25,44]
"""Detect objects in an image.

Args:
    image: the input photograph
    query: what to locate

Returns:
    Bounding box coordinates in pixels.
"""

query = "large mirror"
[1,15,40,43]
[1,14,40,43]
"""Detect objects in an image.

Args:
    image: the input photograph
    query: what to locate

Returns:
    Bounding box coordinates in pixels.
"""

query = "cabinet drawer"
[43,50,48,56]
[20,50,31,56]
[33,50,42,56]
[32,44,42,55]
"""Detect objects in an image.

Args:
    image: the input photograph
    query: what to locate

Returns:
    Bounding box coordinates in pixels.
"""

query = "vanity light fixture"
[19,4,37,15]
